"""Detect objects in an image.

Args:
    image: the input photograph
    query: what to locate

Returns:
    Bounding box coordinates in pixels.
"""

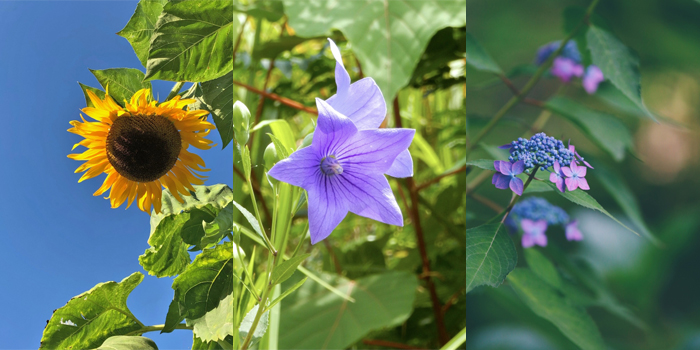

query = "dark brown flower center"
[106,114,181,182]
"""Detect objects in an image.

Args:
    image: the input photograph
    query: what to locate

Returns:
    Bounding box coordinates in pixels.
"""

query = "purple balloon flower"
[325,38,413,178]
[521,219,548,248]
[268,98,415,244]
[561,161,590,191]
[551,57,584,83]
[566,220,583,241]
[492,160,525,195]
[549,161,566,193]
[582,65,605,94]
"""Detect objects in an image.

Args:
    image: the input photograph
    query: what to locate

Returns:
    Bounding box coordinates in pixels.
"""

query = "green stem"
[500,166,539,224]
[125,323,191,336]
[466,0,600,157]
[165,81,185,101]
[240,250,281,350]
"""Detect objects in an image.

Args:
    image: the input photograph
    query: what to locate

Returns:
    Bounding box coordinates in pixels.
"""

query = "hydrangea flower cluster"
[535,40,605,94]
[506,197,583,248]
[504,133,574,170]
[493,133,593,195]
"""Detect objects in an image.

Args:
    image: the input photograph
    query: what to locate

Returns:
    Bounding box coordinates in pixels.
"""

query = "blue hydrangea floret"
[505,133,574,170]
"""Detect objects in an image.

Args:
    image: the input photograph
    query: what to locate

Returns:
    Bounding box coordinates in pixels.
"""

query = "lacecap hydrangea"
[504,133,574,170]
[506,197,582,248]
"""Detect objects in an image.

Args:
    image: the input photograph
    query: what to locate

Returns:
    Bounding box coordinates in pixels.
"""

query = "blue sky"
[0,2,232,348]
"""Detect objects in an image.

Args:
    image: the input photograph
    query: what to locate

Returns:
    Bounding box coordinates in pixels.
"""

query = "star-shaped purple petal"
[325,38,413,178]
[268,98,414,244]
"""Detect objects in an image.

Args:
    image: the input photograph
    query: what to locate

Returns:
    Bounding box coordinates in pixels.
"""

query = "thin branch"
[498,75,520,95]
[416,165,467,191]
[232,16,248,65]
[233,80,317,114]
[442,287,466,313]
[469,193,504,213]
[233,165,271,222]
[393,96,449,345]
[362,339,427,350]
[323,240,343,275]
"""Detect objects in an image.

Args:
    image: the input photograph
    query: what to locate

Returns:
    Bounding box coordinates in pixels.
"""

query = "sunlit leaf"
[466,223,517,293]
[172,242,235,320]
[90,68,152,107]
[239,304,269,349]
[40,273,144,349]
[94,336,158,350]
[188,294,234,343]
[140,185,235,277]
[117,0,168,66]
[283,0,466,104]
[145,0,238,82]
[271,254,310,286]
[197,73,236,148]
[79,83,105,108]
[279,271,416,349]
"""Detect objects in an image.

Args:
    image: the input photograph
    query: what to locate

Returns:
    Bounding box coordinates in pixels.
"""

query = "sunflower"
[68,88,215,214]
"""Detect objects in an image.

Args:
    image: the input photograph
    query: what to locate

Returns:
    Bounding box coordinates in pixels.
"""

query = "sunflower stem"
[166,81,185,101]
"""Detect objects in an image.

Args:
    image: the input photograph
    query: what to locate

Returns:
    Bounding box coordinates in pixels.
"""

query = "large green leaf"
[117,0,168,66]
[593,165,659,245]
[188,293,234,343]
[90,68,152,107]
[283,0,466,104]
[270,254,310,286]
[466,223,518,293]
[150,184,234,236]
[79,83,105,108]
[466,159,496,171]
[145,0,238,82]
[238,304,270,349]
[546,96,633,161]
[544,182,642,238]
[507,268,606,350]
[139,212,194,277]
[172,242,236,320]
[197,73,236,148]
[586,26,655,121]
[94,336,158,350]
[279,271,417,349]
[40,273,144,349]
[140,185,235,277]
[465,32,502,74]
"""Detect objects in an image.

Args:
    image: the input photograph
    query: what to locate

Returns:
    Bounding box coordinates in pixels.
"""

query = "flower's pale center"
[320,156,343,176]
[106,114,181,182]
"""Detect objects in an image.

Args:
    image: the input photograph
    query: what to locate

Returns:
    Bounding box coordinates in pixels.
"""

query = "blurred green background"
[466,0,700,349]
